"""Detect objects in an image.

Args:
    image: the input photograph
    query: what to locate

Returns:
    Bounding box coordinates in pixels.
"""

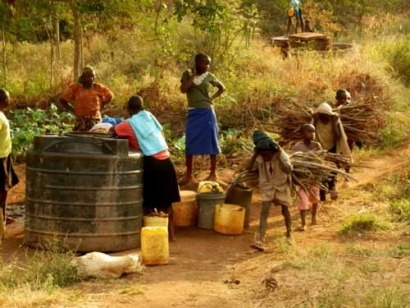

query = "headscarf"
[316,102,334,116]
[252,130,279,152]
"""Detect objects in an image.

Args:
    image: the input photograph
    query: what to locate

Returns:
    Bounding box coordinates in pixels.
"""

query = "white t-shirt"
[0,111,11,158]
[290,0,301,9]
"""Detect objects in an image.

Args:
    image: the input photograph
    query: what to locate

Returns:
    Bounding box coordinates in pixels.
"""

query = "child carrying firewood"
[312,102,351,201]
[247,130,293,251]
[335,89,351,109]
[292,124,322,230]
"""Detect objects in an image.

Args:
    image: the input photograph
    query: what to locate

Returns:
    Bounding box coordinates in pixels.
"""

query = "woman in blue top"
[179,54,226,185]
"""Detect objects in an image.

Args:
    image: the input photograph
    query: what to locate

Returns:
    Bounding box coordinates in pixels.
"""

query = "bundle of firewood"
[272,100,386,146]
[231,151,354,191]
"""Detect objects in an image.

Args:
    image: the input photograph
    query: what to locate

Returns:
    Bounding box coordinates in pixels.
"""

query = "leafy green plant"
[219,129,252,156]
[9,104,74,161]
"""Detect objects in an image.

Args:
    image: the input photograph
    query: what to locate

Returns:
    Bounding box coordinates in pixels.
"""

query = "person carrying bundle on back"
[292,124,322,230]
[247,130,293,251]
[335,89,352,109]
[312,102,351,201]
[334,89,360,175]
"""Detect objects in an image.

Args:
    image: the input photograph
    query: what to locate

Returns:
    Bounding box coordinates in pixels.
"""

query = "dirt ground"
[1,145,410,307]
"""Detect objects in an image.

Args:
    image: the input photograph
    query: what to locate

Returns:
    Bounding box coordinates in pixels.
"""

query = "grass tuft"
[338,213,392,235]
[389,199,410,223]
[0,248,80,291]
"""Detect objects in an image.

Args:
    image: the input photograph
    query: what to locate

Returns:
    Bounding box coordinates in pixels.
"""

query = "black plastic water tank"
[24,134,143,252]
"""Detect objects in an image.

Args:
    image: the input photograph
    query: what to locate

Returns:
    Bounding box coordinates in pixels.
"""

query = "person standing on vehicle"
[287,0,304,35]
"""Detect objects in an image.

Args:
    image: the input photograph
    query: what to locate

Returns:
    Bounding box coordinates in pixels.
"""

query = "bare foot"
[330,190,339,201]
[311,219,318,226]
[205,174,217,181]
[296,225,307,232]
[179,175,196,186]
[285,235,294,245]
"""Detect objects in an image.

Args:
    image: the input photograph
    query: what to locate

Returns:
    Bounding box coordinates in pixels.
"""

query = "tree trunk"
[1,25,6,85]
[50,36,55,88]
[53,7,61,62]
[80,26,84,69]
[71,1,81,80]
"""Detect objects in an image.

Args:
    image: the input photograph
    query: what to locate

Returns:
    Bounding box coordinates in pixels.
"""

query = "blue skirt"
[186,108,221,155]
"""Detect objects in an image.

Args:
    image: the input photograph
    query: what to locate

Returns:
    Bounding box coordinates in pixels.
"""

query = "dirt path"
[2,142,410,307]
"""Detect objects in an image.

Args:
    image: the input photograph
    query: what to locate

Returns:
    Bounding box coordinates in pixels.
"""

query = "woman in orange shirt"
[60,66,113,131]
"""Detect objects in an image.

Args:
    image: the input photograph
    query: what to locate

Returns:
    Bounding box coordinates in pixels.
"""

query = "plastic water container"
[141,226,169,265]
[225,184,253,228]
[143,215,168,227]
[197,181,224,193]
[173,190,197,227]
[214,204,245,235]
[196,192,225,229]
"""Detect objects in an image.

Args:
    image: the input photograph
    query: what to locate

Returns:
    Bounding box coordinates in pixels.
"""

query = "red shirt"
[62,82,113,119]
[114,122,170,160]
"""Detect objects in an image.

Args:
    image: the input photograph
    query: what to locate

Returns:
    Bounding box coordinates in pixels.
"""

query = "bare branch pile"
[231,151,354,192]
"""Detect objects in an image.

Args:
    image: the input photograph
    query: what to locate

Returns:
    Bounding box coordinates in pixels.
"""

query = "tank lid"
[31,135,136,157]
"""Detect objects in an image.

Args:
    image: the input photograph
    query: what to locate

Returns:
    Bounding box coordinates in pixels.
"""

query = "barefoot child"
[292,124,322,230]
[248,130,293,251]
[0,89,19,237]
[179,53,225,185]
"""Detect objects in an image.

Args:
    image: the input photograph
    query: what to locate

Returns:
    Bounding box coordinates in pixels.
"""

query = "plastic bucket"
[225,184,253,228]
[196,192,225,229]
[173,190,197,227]
[214,204,245,235]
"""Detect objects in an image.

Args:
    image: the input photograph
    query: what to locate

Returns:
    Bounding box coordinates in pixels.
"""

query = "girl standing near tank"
[179,53,226,186]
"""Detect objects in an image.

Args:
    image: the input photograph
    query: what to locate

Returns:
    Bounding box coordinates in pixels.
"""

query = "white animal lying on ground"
[71,252,143,279]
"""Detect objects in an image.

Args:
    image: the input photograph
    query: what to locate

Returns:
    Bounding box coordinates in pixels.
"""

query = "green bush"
[384,37,410,86]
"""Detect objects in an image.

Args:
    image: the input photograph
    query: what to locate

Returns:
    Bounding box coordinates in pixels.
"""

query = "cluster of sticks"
[273,100,386,146]
[231,151,354,192]
[337,102,385,144]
